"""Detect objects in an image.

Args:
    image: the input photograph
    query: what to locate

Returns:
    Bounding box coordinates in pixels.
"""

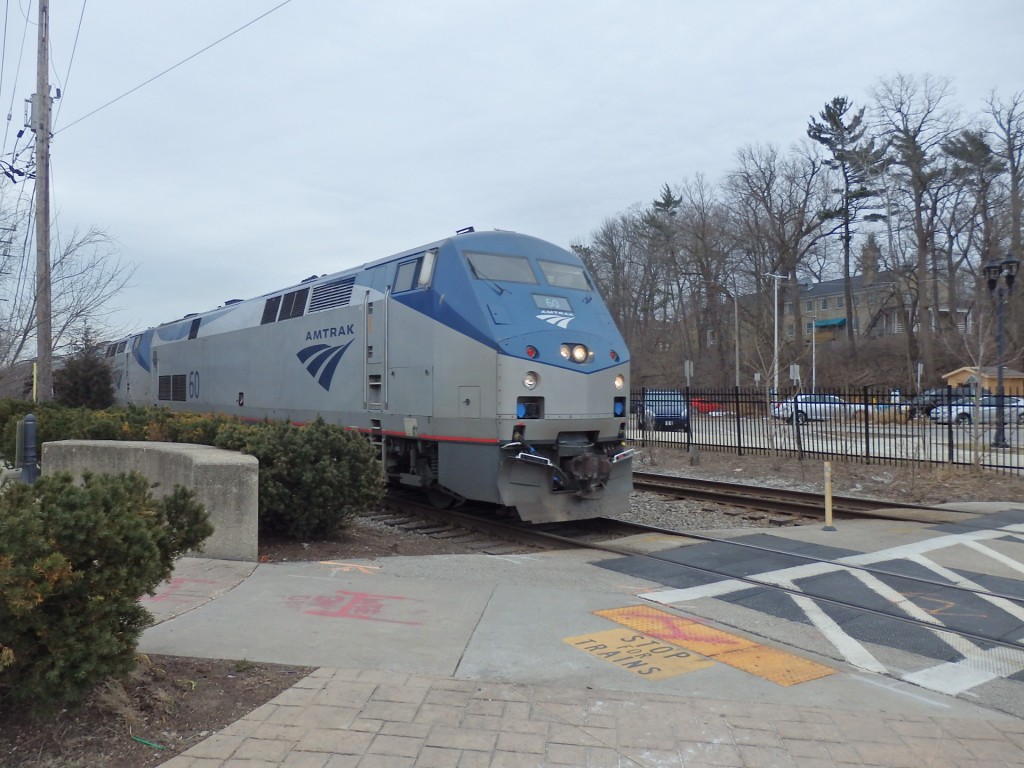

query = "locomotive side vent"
[309,277,356,312]
[278,288,310,321]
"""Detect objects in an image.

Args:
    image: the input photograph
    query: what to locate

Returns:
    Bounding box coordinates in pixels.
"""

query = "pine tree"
[53,330,114,409]
[808,96,887,350]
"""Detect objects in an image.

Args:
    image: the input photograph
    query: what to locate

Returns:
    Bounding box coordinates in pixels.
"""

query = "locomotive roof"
[156,229,572,328]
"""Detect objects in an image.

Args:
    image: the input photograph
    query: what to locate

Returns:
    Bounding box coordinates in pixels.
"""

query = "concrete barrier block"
[41,440,259,562]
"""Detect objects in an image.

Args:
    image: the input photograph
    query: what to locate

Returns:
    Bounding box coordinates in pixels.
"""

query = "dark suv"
[632,389,690,432]
[907,386,983,418]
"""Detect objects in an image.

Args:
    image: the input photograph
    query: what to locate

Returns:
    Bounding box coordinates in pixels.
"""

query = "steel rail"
[513,518,1024,654]
[632,471,975,522]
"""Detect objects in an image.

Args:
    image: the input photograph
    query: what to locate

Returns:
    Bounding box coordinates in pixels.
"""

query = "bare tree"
[725,142,835,378]
[870,73,959,383]
[0,220,134,396]
[574,208,674,383]
[673,176,736,385]
[987,90,1024,256]
[986,90,1024,373]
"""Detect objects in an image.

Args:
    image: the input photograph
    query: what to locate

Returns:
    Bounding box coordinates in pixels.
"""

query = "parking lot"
[626,405,1024,473]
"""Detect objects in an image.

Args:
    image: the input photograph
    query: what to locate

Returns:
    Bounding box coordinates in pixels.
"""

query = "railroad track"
[372,495,694,554]
[367,480,1024,698]
[367,472,981,556]
[632,471,978,524]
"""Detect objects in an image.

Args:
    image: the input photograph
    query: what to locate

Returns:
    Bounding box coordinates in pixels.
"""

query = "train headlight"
[559,343,591,363]
[523,371,539,390]
[614,374,625,391]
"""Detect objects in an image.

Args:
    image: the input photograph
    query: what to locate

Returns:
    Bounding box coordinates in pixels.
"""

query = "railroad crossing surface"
[143,503,1024,767]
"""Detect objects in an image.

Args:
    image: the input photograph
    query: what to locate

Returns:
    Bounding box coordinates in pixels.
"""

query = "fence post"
[684,385,692,451]
[863,385,872,465]
[637,386,647,448]
[946,385,955,466]
[733,386,743,457]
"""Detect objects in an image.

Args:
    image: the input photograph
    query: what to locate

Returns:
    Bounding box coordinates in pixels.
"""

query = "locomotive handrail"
[515,452,553,466]
[382,286,390,409]
[610,448,636,464]
[362,289,370,408]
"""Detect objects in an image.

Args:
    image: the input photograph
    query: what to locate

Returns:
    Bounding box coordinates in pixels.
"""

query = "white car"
[928,395,1024,426]
[772,393,865,425]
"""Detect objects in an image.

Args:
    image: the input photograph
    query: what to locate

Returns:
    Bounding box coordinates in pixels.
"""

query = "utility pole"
[32,0,52,401]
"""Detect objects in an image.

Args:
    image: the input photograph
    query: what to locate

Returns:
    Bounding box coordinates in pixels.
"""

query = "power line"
[55,0,295,135]
[51,0,87,129]
[1,0,32,159]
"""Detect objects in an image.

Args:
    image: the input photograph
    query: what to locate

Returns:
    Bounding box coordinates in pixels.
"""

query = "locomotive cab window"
[393,249,438,294]
[538,260,591,291]
[393,260,418,293]
[465,251,538,284]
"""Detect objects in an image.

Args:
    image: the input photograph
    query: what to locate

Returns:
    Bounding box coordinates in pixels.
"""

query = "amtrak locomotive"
[107,229,634,522]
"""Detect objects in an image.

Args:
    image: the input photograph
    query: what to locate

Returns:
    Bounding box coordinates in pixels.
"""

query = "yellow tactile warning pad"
[594,605,835,686]
[563,629,715,680]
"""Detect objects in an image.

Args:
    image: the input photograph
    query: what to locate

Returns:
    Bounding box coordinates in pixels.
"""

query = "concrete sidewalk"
[145,544,1024,767]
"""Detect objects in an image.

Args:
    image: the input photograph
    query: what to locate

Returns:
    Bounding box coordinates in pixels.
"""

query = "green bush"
[216,417,383,539]
[0,471,211,707]
[53,339,115,409]
[0,403,384,540]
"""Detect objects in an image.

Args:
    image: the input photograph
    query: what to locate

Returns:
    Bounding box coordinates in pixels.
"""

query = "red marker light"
[526,346,538,358]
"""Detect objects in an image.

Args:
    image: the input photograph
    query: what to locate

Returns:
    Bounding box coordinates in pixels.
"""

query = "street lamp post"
[983,255,1019,449]
[811,314,817,392]
[769,273,786,397]
[733,282,740,388]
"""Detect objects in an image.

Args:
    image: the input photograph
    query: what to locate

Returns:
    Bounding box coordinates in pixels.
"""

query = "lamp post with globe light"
[983,255,1019,449]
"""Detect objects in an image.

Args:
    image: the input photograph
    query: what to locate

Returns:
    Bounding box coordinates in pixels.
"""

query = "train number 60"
[188,371,200,399]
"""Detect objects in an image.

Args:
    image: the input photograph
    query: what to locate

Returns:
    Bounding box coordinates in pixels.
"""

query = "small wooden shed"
[942,366,1024,395]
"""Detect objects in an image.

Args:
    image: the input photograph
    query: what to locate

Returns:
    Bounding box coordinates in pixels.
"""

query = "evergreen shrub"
[0,403,384,539]
[215,417,383,539]
[53,340,115,409]
[0,472,211,706]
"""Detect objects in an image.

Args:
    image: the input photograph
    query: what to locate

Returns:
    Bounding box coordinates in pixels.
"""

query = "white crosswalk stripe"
[639,519,1024,696]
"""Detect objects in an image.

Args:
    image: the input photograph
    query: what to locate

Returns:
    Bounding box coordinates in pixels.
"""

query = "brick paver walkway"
[158,667,1024,768]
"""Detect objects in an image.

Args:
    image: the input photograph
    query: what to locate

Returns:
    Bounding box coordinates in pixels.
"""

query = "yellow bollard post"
[823,461,836,531]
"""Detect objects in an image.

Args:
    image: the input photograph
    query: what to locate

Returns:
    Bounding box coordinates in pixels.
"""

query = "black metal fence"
[627,387,1024,475]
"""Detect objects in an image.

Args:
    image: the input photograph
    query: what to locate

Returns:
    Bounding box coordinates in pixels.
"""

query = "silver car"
[772,393,865,425]
[929,395,1024,426]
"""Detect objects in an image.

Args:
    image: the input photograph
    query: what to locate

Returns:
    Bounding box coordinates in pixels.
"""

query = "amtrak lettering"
[536,311,574,329]
[305,324,356,341]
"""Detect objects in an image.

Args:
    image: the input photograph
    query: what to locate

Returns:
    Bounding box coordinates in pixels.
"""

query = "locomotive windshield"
[538,260,591,291]
[465,251,538,284]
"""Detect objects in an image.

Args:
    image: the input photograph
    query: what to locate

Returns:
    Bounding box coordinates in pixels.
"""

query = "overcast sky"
[6,1,1023,334]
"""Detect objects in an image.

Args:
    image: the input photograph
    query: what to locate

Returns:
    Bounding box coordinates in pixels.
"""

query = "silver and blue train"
[106,229,634,523]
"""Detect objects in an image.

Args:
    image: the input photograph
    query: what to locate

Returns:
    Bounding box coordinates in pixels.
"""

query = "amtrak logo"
[297,340,354,391]
[536,312,574,329]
